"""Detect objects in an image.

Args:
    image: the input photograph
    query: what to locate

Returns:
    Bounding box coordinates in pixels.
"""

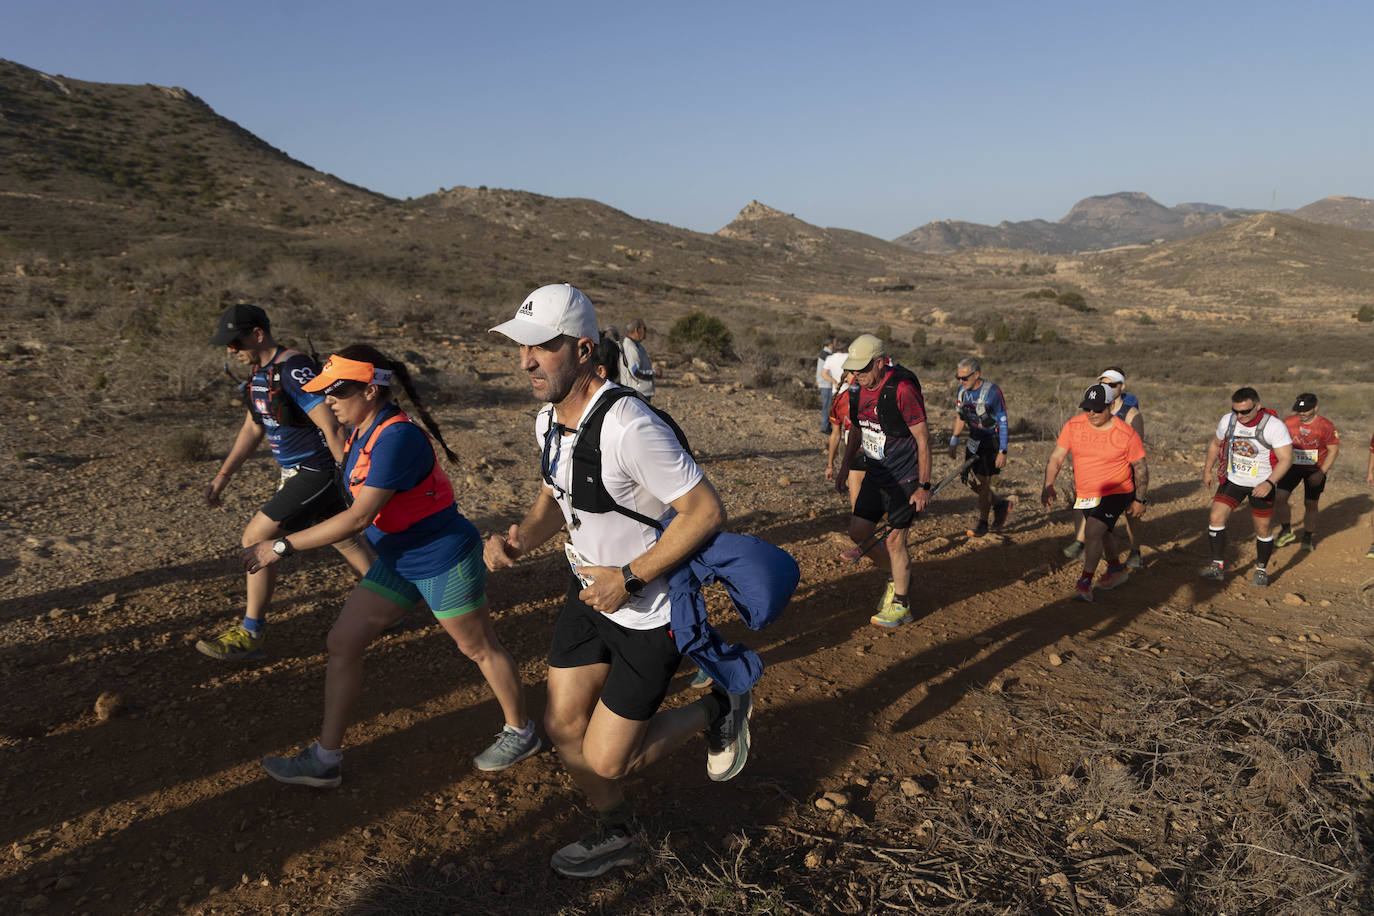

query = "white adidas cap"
[490,283,599,346]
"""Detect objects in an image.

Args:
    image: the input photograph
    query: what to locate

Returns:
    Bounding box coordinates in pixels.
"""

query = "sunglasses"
[1232,404,1258,416]
[956,374,973,381]
[1101,381,1122,389]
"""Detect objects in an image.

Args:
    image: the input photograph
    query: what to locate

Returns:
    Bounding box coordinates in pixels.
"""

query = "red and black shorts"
[1277,465,1326,500]
[1079,491,1135,532]
[547,576,682,722]
[1213,480,1275,517]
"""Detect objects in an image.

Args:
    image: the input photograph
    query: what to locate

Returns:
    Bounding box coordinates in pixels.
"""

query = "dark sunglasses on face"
[1102,381,1121,389]
[1233,405,1257,416]
[956,374,973,381]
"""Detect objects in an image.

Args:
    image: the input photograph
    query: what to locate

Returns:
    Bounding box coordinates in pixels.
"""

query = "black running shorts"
[852,476,917,529]
[547,577,682,722]
[1277,465,1326,500]
[1079,491,1135,532]
[967,437,1002,479]
[262,465,349,532]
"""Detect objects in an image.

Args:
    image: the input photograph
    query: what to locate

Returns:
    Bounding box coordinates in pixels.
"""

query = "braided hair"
[334,344,458,462]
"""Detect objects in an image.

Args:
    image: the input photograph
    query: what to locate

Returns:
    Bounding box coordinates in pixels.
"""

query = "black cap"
[1292,392,1317,412]
[1080,383,1111,412]
[210,304,270,346]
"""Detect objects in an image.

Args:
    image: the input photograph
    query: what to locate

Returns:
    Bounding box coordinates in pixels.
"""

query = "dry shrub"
[165,428,211,463]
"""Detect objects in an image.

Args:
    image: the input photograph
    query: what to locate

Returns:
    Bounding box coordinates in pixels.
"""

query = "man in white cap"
[833,333,933,627]
[484,284,751,878]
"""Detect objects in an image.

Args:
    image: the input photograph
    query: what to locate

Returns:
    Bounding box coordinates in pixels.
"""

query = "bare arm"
[241,485,392,572]
[309,401,349,466]
[576,476,726,614]
[1127,407,1144,440]
[1128,457,1149,518]
[1316,441,1340,480]
[907,420,932,510]
[1041,444,1070,507]
[484,486,567,571]
[1258,445,1293,497]
[835,418,863,493]
[1203,438,1223,488]
[206,411,266,506]
[825,425,842,480]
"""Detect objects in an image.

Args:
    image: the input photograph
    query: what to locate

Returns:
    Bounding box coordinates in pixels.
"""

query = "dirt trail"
[3,349,1373,913]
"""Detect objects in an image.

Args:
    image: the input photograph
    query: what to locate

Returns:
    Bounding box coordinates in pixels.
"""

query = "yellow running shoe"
[195,623,264,661]
[875,579,896,615]
[871,602,914,628]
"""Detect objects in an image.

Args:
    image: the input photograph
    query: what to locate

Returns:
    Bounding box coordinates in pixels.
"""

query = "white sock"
[509,720,535,739]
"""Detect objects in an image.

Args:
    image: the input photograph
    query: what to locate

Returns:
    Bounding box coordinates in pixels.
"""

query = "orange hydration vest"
[346,409,455,533]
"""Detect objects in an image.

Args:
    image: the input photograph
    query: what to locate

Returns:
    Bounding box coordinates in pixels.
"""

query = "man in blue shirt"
[948,357,1012,537]
[199,304,374,660]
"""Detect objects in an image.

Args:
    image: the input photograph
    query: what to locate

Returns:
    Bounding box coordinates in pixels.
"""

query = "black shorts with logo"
[1079,491,1135,532]
[262,465,349,532]
[1277,465,1326,500]
[1213,480,1276,515]
[966,436,1002,479]
[853,476,918,529]
[547,576,682,722]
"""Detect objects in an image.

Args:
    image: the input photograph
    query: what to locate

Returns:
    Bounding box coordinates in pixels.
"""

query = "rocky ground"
[3,333,1373,914]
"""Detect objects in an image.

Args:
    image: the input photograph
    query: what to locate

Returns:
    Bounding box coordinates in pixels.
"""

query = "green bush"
[911,328,927,347]
[1057,291,1092,312]
[993,322,1011,342]
[1014,315,1039,343]
[876,324,893,343]
[1356,305,1373,323]
[1022,288,1057,299]
[669,311,734,360]
[972,323,988,344]
[1040,328,1059,344]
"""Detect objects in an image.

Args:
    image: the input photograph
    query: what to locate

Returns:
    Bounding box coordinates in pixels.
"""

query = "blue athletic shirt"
[956,381,1009,451]
[344,408,476,579]
[250,352,334,470]
[1115,393,1140,420]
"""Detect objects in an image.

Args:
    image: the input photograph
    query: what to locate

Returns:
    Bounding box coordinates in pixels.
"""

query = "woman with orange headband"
[241,344,538,787]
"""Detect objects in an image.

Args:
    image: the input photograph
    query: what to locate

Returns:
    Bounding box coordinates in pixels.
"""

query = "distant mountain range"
[893,191,1374,254]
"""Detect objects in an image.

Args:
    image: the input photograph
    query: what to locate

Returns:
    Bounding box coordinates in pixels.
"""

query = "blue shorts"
[360,543,486,620]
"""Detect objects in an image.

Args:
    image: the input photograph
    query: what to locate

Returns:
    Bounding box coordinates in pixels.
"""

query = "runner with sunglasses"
[948,357,1011,537]
[244,345,538,787]
[1042,384,1148,602]
[201,304,375,661]
[1200,387,1293,587]
[1064,368,1145,566]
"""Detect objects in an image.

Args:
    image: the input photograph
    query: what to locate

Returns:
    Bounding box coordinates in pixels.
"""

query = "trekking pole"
[839,456,978,563]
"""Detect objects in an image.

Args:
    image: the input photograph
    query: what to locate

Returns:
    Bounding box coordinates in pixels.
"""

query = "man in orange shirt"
[1274,393,1340,551]
[1041,384,1149,602]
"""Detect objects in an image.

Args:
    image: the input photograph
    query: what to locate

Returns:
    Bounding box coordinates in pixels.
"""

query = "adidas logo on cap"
[518,300,535,316]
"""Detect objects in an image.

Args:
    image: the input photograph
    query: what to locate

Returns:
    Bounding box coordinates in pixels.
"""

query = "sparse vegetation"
[1357,305,1373,323]
[1056,290,1093,312]
[165,428,211,463]
[668,311,734,361]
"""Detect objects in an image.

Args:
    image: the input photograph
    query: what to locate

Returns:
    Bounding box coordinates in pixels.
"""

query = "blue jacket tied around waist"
[667,532,800,694]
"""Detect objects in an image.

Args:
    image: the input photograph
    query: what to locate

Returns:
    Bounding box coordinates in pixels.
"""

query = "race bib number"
[861,425,886,460]
[1292,448,1317,466]
[1228,453,1262,482]
[564,542,594,589]
[1073,496,1101,509]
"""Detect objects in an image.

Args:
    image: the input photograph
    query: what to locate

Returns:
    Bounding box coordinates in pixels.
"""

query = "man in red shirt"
[1041,384,1149,602]
[834,334,932,627]
[1274,393,1340,551]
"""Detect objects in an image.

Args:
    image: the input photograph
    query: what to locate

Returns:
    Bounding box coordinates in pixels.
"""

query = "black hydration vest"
[849,365,923,438]
[246,357,314,429]
[545,387,692,532]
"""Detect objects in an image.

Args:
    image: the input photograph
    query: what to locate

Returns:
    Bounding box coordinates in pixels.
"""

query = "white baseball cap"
[490,283,599,346]
[1098,368,1126,385]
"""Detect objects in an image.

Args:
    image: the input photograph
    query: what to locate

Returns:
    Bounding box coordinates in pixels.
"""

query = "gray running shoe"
[1062,540,1084,559]
[689,669,714,689]
[1125,549,1143,569]
[550,823,642,878]
[1199,562,1225,582]
[473,724,541,772]
[706,688,753,782]
[1251,567,1269,588]
[262,743,341,789]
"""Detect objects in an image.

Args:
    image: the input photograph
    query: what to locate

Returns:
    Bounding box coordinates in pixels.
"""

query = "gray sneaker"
[1199,562,1225,582]
[262,743,341,789]
[1125,549,1143,569]
[550,823,642,878]
[689,669,714,689]
[1251,567,1269,588]
[706,688,752,782]
[473,724,541,772]
[1062,540,1084,559]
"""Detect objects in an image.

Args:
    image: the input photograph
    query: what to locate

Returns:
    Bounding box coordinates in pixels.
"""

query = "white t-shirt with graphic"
[535,382,702,629]
[1215,410,1292,487]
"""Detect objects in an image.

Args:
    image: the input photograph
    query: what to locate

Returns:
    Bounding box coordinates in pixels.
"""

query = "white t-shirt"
[620,337,654,399]
[822,351,848,392]
[1214,410,1292,487]
[535,382,702,629]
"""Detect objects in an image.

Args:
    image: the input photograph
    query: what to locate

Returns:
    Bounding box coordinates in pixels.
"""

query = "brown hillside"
[1293,195,1374,231]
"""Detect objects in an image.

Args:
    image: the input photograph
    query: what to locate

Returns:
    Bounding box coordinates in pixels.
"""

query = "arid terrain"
[3,59,1374,914]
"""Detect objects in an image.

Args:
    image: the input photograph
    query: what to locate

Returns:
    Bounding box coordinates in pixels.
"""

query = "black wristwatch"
[621,565,646,596]
[272,537,295,557]
[918,481,932,491]
[1134,496,1148,504]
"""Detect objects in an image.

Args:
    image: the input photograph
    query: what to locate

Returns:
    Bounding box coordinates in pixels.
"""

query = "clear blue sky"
[9,1,1372,238]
